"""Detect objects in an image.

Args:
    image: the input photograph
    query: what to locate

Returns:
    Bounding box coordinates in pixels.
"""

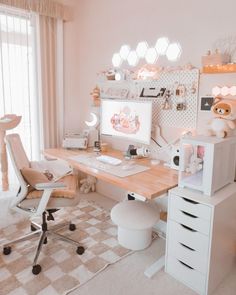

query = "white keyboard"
[96,155,122,166]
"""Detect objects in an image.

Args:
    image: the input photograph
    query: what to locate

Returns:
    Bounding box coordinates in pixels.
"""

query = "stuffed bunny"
[80,175,97,193]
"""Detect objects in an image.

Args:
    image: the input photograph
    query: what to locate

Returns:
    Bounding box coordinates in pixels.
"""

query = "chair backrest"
[5,133,30,205]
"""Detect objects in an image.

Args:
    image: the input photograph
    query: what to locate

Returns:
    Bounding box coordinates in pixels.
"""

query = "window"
[0,6,42,187]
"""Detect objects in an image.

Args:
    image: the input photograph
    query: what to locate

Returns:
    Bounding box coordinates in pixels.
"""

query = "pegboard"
[99,69,199,129]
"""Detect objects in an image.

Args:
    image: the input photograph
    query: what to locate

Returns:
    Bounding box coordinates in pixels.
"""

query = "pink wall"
[61,0,236,134]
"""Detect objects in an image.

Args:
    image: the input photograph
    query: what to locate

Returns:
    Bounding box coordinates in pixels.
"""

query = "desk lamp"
[85,111,100,147]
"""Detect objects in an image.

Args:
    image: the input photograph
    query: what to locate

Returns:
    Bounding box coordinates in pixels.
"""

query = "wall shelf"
[201,64,236,74]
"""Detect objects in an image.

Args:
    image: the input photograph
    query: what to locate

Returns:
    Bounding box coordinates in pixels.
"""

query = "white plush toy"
[186,155,203,174]
[80,176,97,194]
[207,98,236,138]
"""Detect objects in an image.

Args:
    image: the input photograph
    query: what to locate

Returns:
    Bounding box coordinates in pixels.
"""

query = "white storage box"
[178,135,236,196]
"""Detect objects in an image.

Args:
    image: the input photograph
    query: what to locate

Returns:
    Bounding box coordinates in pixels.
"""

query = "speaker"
[170,145,180,170]
[171,144,193,171]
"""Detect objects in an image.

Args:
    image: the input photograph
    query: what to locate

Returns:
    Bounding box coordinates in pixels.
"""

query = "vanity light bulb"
[119,45,131,60]
[212,86,221,96]
[136,41,149,58]
[155,37,169,55]
[112,53,122,68]
[145,48,158,64]
[127,51,139,66]
[229,86,236,96]
[221,86,229,96]
[166,43,182,61]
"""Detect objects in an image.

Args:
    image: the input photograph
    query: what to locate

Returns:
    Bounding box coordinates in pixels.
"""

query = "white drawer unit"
[168,219,209,255]
[167,220,209,274]
[166,255,206,294]
[168,196,211,235]
[165,185,236,295]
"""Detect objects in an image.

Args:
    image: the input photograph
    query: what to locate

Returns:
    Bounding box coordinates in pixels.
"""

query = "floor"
[68,192,236,295]
[1,191,236,295]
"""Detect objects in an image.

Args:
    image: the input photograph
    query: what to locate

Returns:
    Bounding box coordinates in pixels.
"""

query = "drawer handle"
[182,197,199,204]
[178,260,194,270]
[181,210,198,218]
[180,224,197,232]
[179,242,195,251]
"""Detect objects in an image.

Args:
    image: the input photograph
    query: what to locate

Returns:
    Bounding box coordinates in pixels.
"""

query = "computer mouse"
[151,159,160,165]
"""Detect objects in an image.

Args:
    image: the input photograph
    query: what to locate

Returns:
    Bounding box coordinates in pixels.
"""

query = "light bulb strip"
[212,86,236,97]
[112,37,182,68]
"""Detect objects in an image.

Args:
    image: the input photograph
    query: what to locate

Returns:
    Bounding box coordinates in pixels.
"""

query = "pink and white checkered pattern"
[0,200,131,295]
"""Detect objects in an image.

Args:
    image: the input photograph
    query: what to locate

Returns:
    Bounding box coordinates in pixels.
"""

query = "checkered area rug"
[0,200,131,295]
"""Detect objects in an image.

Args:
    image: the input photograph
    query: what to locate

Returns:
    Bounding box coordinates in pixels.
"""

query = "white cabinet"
[165,184,236,295]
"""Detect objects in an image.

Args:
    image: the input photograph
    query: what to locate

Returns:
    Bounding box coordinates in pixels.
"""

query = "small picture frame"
[200,96,214,111]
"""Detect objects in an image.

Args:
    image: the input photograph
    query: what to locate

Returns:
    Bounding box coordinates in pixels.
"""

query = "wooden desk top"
[44,148,178,200]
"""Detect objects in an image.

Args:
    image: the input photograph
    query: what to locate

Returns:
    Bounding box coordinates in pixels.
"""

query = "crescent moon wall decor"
[85,112,99,127]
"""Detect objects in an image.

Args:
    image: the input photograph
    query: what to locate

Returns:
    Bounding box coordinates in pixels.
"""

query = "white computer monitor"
[100,99,152,145]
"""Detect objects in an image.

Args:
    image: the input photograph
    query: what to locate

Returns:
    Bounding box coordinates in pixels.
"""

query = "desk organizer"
[178,135,236,196]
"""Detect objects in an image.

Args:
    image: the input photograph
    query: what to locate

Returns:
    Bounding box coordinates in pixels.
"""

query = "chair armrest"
[35,182,66,190]
[33,182,67,217]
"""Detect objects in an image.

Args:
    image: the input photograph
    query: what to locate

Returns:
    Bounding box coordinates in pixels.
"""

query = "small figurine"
[90,86,100,106]
[106,69,116,80]
[162,90,172,110]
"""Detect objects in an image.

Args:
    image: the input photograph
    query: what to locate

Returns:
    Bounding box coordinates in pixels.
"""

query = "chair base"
[3,212,85,275]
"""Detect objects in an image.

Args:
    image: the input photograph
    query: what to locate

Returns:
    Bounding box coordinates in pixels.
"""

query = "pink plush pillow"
[21,168,50,188]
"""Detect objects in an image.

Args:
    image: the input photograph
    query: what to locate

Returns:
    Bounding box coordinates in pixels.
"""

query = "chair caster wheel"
[31,225,37,231]
[43,237,47,244]
[32,264,42,275]
[3,246,11,255]
[69,223,76,231]
[76,246,85,255]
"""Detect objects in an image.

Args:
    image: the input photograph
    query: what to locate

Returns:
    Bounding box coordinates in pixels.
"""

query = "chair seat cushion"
[21,167,50,188]
[26,175,77,199]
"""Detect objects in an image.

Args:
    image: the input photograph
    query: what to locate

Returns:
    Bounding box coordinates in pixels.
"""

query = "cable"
[151,137,162,148]
[151,131,192,155]
[151,136,181,154]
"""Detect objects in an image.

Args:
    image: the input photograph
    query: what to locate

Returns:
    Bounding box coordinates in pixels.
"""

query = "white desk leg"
[144,255,165,278]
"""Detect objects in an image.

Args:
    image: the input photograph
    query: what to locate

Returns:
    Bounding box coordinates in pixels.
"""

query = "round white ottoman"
[111,200,159,250]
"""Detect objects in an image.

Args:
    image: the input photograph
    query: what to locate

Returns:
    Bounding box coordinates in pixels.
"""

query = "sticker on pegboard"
[136,69,199,129]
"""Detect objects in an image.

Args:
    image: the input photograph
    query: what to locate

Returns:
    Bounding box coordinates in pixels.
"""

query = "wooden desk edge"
[44,148,178,200]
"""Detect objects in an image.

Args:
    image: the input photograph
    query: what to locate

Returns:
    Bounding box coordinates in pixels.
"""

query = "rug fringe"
[64,249,135,295]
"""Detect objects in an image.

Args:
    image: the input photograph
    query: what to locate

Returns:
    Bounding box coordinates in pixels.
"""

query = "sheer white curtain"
[0,4,64,190]
[0,6,41,188]
[36,14,63,149]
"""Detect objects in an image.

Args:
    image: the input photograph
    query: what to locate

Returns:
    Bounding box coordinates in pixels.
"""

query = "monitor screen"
[100,99,152,145]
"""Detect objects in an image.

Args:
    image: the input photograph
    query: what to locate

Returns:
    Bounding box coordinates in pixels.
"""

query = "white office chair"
[2,133,85,275]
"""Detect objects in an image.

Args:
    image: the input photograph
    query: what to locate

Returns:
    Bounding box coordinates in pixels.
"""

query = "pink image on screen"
[110,105,140,134]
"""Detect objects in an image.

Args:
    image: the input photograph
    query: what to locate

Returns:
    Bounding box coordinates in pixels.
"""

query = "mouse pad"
[69,155,150,177]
